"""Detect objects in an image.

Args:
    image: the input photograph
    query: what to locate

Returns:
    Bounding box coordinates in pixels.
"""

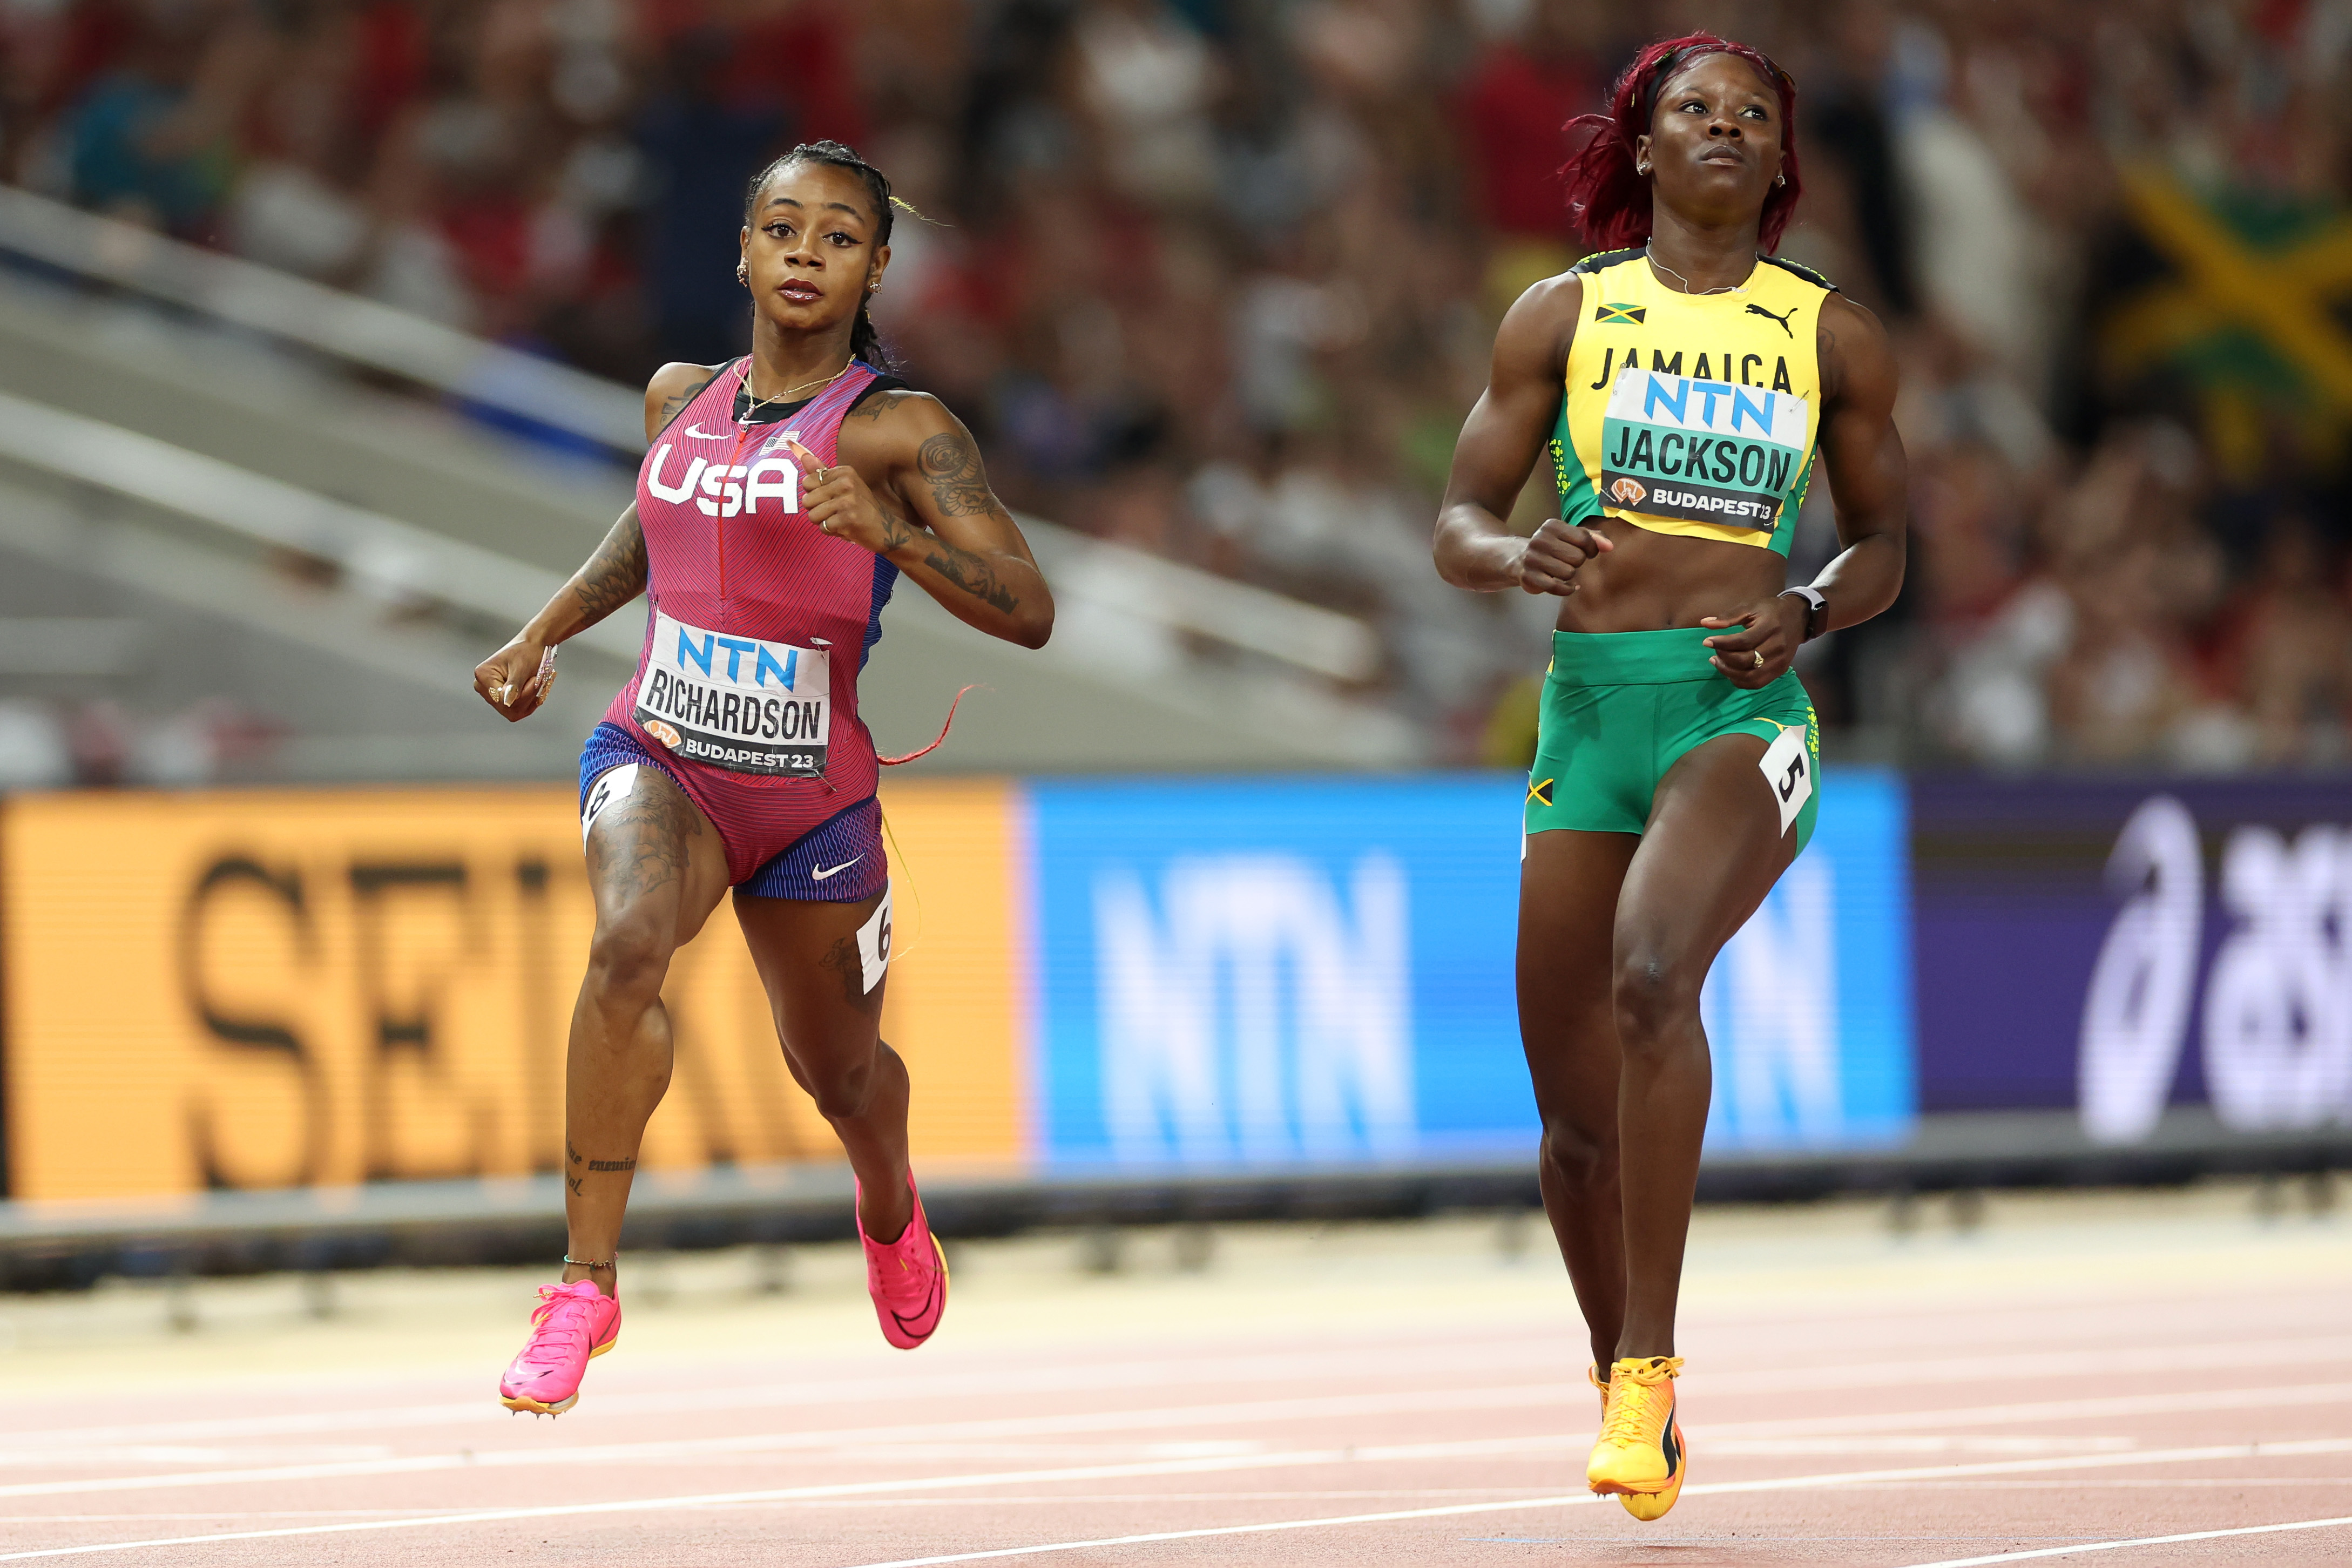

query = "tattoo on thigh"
[566,1138,583,1167]
[819,933,882,1011]
[591,776,702,898]
[586,1157,636,1172]
[566,1174,584,1197]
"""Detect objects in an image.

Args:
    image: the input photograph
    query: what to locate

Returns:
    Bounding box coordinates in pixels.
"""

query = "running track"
[2,1185,2345,1566]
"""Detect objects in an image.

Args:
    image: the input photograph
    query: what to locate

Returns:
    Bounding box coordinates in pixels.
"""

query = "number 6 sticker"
[1757,724,1812,836]
[856,883,893,994]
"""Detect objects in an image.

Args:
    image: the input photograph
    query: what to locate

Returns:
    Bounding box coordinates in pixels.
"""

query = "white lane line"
[11,1373,2349,1503]
[5,1435,2348,1562]
[0,1341,1532,1449]
[1894,1513,2352,1567]
[0,1448,1422,1562]
[836,1444,2352,1568]
[1716,1379,2352,1439]
[0,1386,1556,1501]
[0,1449,391,1469]
[16,1340,1550,1447]
[19,1329,2350,1450]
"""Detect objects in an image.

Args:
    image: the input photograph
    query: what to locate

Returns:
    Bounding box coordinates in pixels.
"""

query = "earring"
[867,280,880,294]
[735,259,749,287]
[1636,162,1650,175]
[1774,173,1786,187]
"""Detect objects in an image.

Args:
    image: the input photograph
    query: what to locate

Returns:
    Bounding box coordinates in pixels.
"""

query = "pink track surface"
[2,1193,2347,1566]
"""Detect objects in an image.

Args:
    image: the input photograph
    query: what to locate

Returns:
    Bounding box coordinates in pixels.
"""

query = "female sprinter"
[1434,37,1905,1518]
[471,140,1053,1415]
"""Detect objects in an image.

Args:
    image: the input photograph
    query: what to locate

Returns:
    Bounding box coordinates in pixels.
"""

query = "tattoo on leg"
[586,1157,637,1172]
[592,780,702,899]
[819,932,878,1009]
[566,1138,583,1166]
[566,1175,584,1197]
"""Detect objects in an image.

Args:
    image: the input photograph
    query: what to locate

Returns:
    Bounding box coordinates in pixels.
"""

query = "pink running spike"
[498,1279,620,1415]
[858,1175,948,1349]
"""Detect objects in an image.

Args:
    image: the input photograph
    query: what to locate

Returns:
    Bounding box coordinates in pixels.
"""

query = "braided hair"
[742,139,897,373]
[1559,33,1803,255]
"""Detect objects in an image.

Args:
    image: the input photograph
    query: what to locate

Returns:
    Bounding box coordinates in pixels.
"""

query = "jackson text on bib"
[1600,368,1810,533]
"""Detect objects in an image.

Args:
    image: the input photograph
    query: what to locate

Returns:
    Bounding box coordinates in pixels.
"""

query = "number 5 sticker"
[1757,724,1812,836]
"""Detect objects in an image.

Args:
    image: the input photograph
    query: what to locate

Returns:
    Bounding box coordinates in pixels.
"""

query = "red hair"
[1559,33,1803,254]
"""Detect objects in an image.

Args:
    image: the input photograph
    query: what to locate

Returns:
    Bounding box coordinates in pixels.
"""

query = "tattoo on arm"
[874,494,920,553]
[916,432,998,517]
[902,429,1022,613]
[843,389,912,422]
[653,372,718,434]
[574,510,648,622]
[921,542,1020,614]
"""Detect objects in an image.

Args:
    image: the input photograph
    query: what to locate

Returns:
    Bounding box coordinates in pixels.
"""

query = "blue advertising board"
[1022,770,1916,1170]
[1700,769,1916,1152]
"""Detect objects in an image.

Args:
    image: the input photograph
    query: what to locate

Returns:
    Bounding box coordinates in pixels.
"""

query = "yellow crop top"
[1551,247,1836,557]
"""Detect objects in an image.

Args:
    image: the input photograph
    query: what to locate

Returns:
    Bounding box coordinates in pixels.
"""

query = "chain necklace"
[1643,246,1753,296]
[739,357,849,422]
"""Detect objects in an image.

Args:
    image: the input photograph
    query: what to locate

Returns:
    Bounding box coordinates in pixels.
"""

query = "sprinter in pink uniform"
[472,140,1052,1415]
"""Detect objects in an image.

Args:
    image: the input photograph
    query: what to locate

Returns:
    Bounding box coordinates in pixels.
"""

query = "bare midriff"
[1552,519,1787,633]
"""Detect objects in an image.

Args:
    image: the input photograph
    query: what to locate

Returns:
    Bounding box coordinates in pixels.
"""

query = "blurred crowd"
[2,0,2349,770]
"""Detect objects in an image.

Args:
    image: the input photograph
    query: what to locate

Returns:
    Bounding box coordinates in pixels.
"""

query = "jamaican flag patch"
[1594,302,1645,325]
[1527,777,1556,807]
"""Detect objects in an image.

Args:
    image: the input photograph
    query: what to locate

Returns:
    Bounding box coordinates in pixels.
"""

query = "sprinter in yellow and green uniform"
[1432,33,1909,1524]
[1530,241,1831,853]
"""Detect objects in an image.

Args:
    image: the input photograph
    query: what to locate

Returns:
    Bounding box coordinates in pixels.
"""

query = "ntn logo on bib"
[634,610,830,778]
[1600,368,1811,532]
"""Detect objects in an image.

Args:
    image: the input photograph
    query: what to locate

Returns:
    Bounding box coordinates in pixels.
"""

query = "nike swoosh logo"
[810,857,862,881]
[891,1271,943,1336]
[685,423,733,440]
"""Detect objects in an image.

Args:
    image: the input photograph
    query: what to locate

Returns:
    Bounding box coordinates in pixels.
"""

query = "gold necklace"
[740,359,849,419]
[1644,246,1752,296]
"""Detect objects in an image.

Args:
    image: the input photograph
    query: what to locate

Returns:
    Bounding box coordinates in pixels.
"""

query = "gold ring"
[1752,650,1765,668]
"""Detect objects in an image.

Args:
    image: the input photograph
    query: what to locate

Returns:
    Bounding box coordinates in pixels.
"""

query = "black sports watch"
[1779,585,1828,642]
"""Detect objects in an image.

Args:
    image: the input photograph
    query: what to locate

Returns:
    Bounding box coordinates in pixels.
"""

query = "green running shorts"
[1524,626,1820,855]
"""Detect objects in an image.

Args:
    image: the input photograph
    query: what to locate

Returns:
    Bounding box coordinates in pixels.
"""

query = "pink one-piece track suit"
[577,358,900,902]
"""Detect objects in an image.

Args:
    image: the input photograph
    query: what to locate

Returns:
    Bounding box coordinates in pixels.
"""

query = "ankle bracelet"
[563,1254,616,1269]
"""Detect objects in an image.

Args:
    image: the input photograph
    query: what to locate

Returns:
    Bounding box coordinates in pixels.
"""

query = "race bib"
[1601,368,1810,532]
[634,611,830,777]
[581,762,638,844]
[1758,722,1813,836]
[856,883,893,994]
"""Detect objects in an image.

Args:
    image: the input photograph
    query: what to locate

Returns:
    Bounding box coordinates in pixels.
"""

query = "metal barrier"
[0,187,1381,683]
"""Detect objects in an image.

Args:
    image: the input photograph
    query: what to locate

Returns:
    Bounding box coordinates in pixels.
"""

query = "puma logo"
[1746,303,1797,338]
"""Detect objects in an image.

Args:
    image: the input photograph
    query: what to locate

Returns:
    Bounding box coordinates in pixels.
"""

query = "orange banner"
[1,782,1025,1200]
